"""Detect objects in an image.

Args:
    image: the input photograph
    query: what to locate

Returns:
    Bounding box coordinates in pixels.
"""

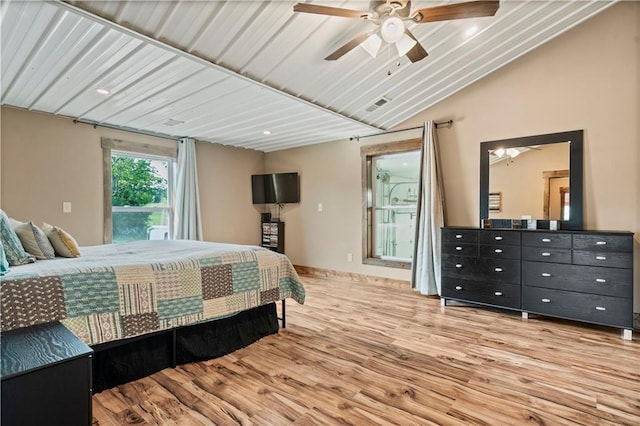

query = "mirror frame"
[480,130,584,230]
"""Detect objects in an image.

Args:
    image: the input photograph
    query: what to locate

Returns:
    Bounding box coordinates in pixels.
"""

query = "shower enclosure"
[370,151,420,262]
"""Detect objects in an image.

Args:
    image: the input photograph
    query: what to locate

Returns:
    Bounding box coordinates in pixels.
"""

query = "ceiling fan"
[293,1,500,62]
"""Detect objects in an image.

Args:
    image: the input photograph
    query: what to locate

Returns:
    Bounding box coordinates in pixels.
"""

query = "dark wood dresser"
[441,227,634,340]
[1,321,93,425]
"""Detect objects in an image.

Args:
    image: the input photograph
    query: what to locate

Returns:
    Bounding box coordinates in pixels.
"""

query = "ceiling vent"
[365,97,390,112]
[163,118,184,127]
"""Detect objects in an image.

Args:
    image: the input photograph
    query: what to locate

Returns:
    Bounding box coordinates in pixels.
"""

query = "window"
[102,138,177,244]
[361,139,421,269]
[111,152,173,243]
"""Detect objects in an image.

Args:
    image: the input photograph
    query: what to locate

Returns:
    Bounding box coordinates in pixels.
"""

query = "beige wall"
[196,142,264,245]
[265,2,640,310]
[1,106,264,246]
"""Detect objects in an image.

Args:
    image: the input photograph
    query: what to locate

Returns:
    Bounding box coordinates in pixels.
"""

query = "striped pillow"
[13,221,56,260]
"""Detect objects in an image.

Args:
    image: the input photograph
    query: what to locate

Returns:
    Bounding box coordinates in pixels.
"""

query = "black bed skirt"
[91,302,279,393]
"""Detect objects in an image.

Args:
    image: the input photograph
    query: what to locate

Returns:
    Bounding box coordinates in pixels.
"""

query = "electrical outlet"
[63,202,72,213]
[318,203,323,212]
[347,253,353,262]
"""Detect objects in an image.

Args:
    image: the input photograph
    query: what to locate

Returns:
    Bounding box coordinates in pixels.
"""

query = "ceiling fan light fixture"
[380,16,405,43]
[361,33,382,58]
[395,33,417,57]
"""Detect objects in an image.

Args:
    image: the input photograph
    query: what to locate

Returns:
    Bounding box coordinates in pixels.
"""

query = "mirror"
[480,130,583,230]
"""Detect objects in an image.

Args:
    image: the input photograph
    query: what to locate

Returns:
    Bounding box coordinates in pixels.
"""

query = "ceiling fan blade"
[411,1,500,24]
[293,3,368,19]
[404,29,428,63]
[324,33,370,61]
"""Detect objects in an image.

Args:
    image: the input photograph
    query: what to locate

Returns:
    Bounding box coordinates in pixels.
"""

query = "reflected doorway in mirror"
[543,169,569,220]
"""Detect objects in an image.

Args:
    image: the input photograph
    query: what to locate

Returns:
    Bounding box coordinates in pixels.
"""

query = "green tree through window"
[112,157,166,206]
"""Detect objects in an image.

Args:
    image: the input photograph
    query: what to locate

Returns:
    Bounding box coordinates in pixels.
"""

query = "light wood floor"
[92,275,640,425]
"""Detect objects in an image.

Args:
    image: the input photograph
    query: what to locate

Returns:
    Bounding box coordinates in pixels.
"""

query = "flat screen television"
[251,172,300,204]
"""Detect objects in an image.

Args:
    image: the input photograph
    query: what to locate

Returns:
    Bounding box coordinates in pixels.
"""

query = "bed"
[0,240,305,391]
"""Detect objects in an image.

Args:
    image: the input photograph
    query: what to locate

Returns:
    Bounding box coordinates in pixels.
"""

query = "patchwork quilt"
[0,240,305,345]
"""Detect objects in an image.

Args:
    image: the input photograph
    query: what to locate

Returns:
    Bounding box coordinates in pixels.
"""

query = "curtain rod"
[72,119,179,141]
[349,120,453,141]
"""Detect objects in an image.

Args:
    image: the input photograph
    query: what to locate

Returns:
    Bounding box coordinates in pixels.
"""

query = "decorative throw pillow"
[0,244,9,275]
[42,223,81,258]
[0,210,35,266]
[13,221,56,260]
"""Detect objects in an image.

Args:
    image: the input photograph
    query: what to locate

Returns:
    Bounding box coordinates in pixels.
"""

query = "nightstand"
[1,321,93,426]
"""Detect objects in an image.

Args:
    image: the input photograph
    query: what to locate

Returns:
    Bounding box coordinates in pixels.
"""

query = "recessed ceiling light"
[402,162,408,166]
[263,130,271,135]
[96,88,110,95]
[465,26,478,37]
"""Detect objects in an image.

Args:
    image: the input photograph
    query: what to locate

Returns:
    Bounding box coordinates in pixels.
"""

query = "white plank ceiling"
[1,0,616,152]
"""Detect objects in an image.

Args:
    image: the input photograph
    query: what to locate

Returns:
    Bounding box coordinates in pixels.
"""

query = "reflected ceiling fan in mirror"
[293,1,500,62]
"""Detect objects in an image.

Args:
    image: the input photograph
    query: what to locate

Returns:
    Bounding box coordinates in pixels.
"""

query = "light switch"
[63,202,72,213]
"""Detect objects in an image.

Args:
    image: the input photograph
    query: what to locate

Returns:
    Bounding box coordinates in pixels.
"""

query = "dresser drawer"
[479,244,521,260]
[522,246,571,264]
[522,261,632,298]
[441,254,477,279]
[572,234,633,252]
[522,286,633,328]
[522,232,571,249]
[475,258,520,284]
[442,277,520,309]
[479,230,521,246]
[442,229,478,244]
[573,250,632,269]
[442,242,478,257]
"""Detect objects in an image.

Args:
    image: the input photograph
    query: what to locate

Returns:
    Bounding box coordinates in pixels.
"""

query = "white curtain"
[174,137,203,240]
[411,121,446,295]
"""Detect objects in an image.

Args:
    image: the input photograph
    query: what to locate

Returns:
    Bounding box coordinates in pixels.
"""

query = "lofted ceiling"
[1,0,616,152]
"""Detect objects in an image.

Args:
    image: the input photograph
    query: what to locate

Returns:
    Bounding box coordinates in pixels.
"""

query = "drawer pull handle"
[595,278,607,283]
[495,236,503,241]
[456,246,463,251]
[494,249,503,253]
[455,234,463,239]
[541,298,551,303]
[595,306,606,311]
[455,286,463,290]
[542,238,551,243]
[596,241,607,245]
[455,264,463,268]
[494,291,503,296]
[541,252,551,257]
[494,267,503,272]
[596,256,607,261]
[541,273,551,277]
